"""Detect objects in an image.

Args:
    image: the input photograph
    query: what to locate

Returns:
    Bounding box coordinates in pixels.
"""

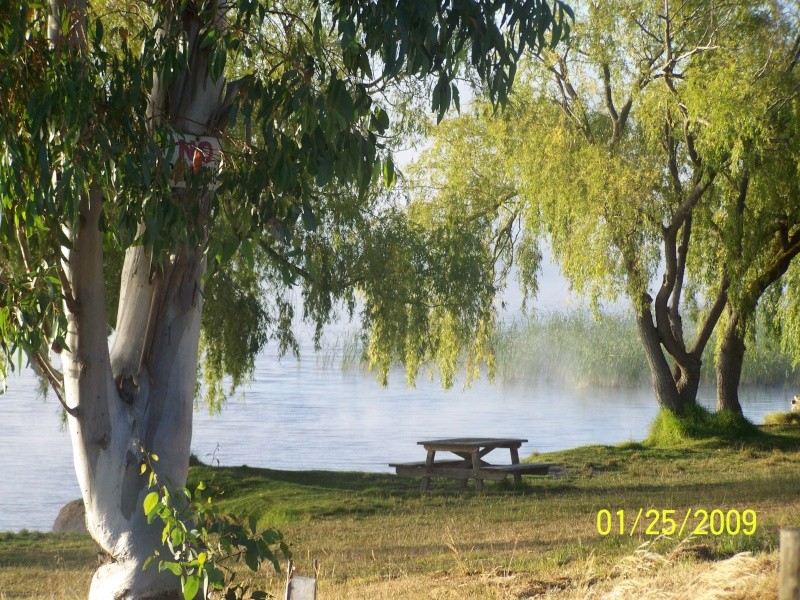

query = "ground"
[2,423,799,599]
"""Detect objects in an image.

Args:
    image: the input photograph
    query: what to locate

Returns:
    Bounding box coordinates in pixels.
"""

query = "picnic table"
[390,437,562,491]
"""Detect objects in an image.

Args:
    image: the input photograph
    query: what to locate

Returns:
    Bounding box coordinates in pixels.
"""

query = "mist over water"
[0,348,793,532]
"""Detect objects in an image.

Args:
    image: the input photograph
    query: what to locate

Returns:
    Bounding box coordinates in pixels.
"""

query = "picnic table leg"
[421,449,435,492]
[471,450,484,491]
[510,447,522,488]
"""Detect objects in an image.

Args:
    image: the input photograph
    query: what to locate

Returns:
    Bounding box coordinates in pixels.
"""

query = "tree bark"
[63,193,206,599]
[716,309,745,415]
[635,306,690,414]
[715,229,800,416]
[54,1,229,595]
[675,356,702,409]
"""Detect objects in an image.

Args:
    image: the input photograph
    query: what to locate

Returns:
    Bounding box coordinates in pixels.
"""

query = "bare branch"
[55,256,80,315]
[690,275,729,356]
[670,213,691,324]
[674,45,719,63]
[15,227,33,274]
[601,63,619,123]
[32,351,76,417]
[631,14,662,44]
[668,168,715,235]
[549,56,594,142]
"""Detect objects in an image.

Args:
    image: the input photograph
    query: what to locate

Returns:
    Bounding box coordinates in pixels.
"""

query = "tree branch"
[549,56,595,142]
[690,274,729,355]
[55,251,80,315]
[33,351,75,417]
[654,224,687,363]
[746,228,800,303]
[259,240,314,283]
[668,168,715,235]
[15,226,33,274]
[669,213,691,330]
[664,119,683,196]
[632,14,662,44]
[601,63,619,124]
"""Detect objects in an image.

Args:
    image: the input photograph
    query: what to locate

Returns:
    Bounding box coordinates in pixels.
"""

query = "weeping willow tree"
[691,9,800,413]
[411,0,800,417]
[0,0,573,597]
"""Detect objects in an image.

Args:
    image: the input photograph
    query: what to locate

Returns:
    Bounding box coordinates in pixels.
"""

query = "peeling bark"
[51,0,230,595]
[60,190,207,598]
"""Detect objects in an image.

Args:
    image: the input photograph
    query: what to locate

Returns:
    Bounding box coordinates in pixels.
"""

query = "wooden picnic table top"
[417,438,527,451]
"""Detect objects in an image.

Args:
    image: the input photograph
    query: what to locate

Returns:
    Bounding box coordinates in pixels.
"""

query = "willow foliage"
[411,0,800,408]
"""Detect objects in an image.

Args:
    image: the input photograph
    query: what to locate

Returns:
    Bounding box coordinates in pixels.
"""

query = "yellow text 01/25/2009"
[596,508,757,537]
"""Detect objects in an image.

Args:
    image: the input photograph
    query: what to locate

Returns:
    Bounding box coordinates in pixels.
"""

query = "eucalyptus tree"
[413,0,799,416]
[0,0,573,597]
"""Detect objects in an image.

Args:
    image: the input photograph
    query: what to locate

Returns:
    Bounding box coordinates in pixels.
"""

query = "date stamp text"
[596,508,757,537]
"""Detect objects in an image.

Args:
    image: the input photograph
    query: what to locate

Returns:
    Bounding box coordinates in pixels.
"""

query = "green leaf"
[315,155,333,187]
[248,514,258,534]
[239,239,254,269]
[94,17,103,45]
[371,107,390,134]
[200,29,218,49]
[170,526,186,548]
[183,574,200,600]
[160,561,183,576]
[210,47,227,81]
[143,492,159,517]
[244,547,259,571]
[301,200,317,231]
[382,156,396,190]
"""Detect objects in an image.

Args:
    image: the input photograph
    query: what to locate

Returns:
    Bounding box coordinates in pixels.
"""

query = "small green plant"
[140,452,290,600]
[646,405,762,446]
[763,411,800,425]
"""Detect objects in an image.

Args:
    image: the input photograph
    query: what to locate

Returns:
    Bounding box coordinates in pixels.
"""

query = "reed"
[494,310,799,388]
[314,330,367,370]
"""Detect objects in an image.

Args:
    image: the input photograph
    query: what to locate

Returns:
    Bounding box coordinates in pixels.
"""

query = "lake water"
[0,343,794,532]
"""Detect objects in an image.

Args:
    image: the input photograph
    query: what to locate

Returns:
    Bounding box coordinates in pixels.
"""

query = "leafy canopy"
[0,0,573,397]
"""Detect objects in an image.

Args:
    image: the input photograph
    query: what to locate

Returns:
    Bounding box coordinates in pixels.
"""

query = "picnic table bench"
[390,437,565,491]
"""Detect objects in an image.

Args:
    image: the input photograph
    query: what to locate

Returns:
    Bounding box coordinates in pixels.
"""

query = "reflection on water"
[0,348,793,531]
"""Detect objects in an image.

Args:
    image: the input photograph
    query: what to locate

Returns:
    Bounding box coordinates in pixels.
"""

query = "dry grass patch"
[303,539,777,600]
[552,542,777,600]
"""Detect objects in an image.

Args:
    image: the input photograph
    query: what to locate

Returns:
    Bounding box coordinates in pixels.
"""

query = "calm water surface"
[0,346,793,532]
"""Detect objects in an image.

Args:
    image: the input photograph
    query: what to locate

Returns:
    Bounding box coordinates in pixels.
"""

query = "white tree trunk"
[53,1,231,595]
[62,191,206,598]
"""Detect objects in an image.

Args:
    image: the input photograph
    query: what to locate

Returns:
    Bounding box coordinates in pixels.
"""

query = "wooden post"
[780,528,800,600]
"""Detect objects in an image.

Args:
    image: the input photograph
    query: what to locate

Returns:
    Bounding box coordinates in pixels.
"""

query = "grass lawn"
[2,422,800,599]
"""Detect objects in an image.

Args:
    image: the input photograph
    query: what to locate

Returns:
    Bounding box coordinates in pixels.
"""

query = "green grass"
[646,404,764,446]
[764,411,800,425]
[4,425,800,598]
